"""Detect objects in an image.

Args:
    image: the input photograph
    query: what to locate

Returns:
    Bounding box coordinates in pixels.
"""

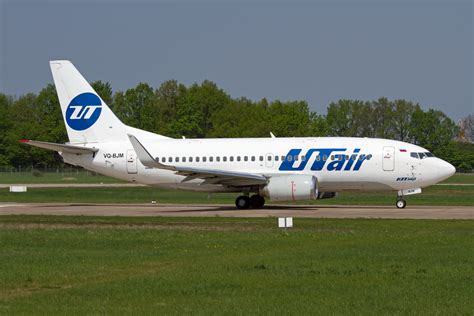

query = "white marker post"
[10,186,27,193]
[278,217,293,230]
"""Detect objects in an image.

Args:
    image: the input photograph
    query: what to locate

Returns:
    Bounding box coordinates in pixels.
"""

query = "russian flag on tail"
[399,149,407,152]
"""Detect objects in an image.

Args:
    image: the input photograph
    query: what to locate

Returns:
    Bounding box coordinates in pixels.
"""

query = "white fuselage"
[61,136,455,193]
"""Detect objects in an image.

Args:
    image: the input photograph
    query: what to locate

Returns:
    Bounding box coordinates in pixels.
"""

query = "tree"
[326,99,371,137]
[392,99,416,142]
[460,114,474,143]
[371,97,395,139]
[91,81,113,105]
[409,108,458,155]
[0,94,12,165]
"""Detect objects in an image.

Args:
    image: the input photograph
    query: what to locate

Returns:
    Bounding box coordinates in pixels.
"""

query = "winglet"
[127,134,175,170]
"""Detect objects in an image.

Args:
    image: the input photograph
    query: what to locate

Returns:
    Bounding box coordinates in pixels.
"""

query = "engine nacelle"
[317,192,337,199]
[260,175,318,201]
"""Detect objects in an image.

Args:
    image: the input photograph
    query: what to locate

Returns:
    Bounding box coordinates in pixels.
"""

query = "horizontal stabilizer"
[20,140,98,154]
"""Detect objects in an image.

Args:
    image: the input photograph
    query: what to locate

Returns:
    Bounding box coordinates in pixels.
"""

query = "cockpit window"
[410,152,435,159]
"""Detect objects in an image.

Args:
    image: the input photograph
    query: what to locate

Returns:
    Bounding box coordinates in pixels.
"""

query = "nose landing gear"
[235,194,265,209]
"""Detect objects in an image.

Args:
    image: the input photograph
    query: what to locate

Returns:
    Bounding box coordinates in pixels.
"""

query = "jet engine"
[259,175,318,201]
[317,192,338,199]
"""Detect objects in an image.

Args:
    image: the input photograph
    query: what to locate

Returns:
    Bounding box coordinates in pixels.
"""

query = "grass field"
[0,216,472,314]
[0,184,473,206]
[0,171,122,184]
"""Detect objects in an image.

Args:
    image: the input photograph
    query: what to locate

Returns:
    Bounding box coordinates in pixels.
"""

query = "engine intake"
[260,175,318,202]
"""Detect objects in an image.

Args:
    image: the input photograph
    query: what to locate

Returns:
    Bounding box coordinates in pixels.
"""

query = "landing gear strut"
[235,194,265,209]
[396,197,406,209]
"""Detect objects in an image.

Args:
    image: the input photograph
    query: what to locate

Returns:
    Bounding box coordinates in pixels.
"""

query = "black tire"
[396,199,406,209]
[250,195,265,209]
[235,195,251,209]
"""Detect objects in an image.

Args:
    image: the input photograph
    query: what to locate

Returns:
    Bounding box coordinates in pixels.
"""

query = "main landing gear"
[396,197,407,209]
[235,194,265,209]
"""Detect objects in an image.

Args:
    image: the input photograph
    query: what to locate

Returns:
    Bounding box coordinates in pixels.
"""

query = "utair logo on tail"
[279,148,372,171]
[65,92,102,131]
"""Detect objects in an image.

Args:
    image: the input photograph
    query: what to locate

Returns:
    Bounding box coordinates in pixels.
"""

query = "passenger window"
[323,155,328,161]
[168,157,172,163]
[196,157,200,162]
[267,156,272,161]
[316,155,321,161]
[237,156,241,162]
[345,155,349,160]
[294,155,298,161]
[281,155,285,161]
[351,155,357,161]
[189,157,193,162]
[230,156,234,162]
[275,156,279,161]
[330,155,335,160]
[216,157,220,162]
[161,157,166,163]
[182,157,186,162]
[259,156,264,161]
[288,155,293,162]
[366,154,372,160]
[251,156,255,161]
[175,157,179,163]
[210,157,213,162]
[301,156,306,161]
[223,157,227,162]
[244,156,248,161]
[203,157,207,162]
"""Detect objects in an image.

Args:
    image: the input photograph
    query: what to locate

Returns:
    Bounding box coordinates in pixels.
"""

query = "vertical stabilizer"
[50,60,126,143]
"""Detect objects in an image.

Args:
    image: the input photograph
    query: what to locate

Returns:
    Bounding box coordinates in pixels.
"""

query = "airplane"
[21,60,456,209]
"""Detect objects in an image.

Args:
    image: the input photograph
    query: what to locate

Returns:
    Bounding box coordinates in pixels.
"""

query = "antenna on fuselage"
[270,132,276,138]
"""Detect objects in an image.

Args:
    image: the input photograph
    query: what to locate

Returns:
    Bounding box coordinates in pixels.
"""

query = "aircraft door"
[126,149,138,174]
[265,153,274,168]
[382,146,395,171]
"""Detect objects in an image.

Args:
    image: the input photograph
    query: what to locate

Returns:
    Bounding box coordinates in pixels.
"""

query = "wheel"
[250,194,265,209]
[235,195,251,209]
[396,199,406,209]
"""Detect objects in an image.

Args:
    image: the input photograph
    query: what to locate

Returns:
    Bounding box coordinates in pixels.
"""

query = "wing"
[127,134,268,187]
[20,140,98,154]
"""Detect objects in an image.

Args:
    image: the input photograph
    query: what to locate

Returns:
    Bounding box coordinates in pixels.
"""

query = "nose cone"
[438,160,456,181]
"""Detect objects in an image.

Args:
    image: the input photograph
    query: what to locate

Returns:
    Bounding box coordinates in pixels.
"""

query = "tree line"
[0,80,472,170]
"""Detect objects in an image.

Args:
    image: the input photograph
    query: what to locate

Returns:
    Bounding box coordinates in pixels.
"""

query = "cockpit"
[410,152,434,159]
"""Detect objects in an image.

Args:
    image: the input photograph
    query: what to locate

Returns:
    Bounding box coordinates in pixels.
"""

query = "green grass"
[0,185,473,206]
[440,173,474,184]
[0,171,122,184]
[0,216,472,314]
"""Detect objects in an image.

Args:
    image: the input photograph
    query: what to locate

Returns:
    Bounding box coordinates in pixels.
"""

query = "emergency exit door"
[126,150,138,174]
[382,146,395,171]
